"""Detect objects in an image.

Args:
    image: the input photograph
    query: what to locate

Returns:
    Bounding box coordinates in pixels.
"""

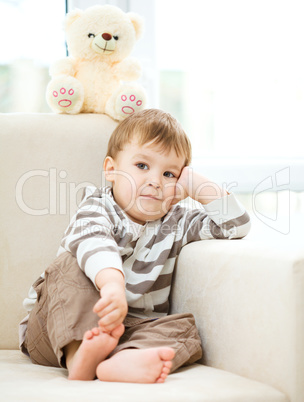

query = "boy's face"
[104,139,185,224]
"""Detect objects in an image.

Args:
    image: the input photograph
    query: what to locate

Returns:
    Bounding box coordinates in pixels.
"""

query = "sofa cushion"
[1,351,287,402]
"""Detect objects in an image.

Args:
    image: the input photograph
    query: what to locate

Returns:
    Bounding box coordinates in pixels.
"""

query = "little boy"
[20,109,250,383]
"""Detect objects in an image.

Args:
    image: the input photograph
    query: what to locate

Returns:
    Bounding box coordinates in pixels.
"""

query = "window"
[154,0,304,192]
[156,0,304,156]
[3,0,303,195]
[70,0,303,193]
[2,0,303,243]
[0,0,66,112]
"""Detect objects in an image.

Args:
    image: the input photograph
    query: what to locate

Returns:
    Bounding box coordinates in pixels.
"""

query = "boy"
[20,109,250,383]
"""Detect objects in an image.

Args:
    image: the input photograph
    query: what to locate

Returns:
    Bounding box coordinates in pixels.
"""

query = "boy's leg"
[96,313,202,383]
[65,324,125,380]
[121,313,203,372]
[23,275,61,368]
[24,252,122,380]
[96,346,175,383]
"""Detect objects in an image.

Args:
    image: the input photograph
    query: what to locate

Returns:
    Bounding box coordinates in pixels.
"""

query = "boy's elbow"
[228,213,251,239]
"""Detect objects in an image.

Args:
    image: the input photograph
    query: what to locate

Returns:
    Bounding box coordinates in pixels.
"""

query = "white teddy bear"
[46,5,146,121]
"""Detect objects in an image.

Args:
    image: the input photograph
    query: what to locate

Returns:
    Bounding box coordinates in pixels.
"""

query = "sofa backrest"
[0,113,117,349]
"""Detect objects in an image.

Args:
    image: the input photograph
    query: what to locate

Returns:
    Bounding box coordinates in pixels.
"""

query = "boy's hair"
[106,109,192,165]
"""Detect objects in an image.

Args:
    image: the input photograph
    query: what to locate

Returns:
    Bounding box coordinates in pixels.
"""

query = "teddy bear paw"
[120,94,143,115]
[114,88,146,120]
[46,76,84,114]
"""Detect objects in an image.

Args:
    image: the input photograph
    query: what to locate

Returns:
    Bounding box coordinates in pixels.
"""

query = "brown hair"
[106,109,192,165]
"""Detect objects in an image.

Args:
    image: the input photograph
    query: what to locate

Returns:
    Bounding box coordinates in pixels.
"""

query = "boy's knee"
[167,312,197,330]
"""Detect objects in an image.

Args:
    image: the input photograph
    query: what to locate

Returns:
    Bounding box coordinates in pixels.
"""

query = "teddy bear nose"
[102,33,112,41]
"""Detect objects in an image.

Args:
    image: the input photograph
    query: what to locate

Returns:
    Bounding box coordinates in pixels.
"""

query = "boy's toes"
[84,327,100,340]
[159,363,171,380]
[92,327,100,336]
[111,324,125,339]
[159,347,175,362]
[84,330,94,340]
[164,360,173,370]
[160,371,167,379]
[162,366,171,374]
[156,375,166,383]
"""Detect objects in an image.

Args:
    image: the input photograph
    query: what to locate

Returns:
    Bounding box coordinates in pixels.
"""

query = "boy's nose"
[148,182,160,189]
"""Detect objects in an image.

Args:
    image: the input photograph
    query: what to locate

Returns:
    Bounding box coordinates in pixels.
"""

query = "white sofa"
[0,113,303,401]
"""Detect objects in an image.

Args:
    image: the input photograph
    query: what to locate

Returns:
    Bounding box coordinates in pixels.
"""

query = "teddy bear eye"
[88,33,95,38]
[113,36,119,40]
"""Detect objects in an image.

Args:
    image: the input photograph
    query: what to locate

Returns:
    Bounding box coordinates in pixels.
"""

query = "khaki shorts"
[23,252,203,373]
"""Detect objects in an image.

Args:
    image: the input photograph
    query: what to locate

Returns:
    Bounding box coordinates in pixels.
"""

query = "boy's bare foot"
[96,347,175,383]
[67,324,125,381]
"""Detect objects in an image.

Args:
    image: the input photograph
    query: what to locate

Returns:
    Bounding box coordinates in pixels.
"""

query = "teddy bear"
[46,5,146,121]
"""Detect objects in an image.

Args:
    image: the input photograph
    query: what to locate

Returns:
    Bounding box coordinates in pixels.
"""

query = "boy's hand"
[169,166,191,206]
[93,269,128,333]
[172,166,227,205]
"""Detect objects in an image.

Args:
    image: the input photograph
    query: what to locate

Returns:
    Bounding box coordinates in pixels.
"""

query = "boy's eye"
[136,163,148,170]
[88,33,95,38]
[163,171,175,178]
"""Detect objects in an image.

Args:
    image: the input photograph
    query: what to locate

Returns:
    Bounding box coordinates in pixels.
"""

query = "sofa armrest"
[171,239,304,402]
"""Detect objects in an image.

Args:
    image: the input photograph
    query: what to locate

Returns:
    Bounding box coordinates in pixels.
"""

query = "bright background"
[1,0,303,249]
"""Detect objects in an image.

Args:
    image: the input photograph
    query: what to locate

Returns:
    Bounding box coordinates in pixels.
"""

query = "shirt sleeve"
[181,193,251,244]
[202,192,251,239]
[60,187,123,287]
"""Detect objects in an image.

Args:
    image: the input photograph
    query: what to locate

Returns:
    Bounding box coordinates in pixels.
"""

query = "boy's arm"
[93,268,128,333]
[60,187,124,287]
[175,166,227,205]
[60,187,128,332]
[175,167,251,240]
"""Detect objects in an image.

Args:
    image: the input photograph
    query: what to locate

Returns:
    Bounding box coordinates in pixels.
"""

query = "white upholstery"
[1,113,302,401]
[1,351,287,402]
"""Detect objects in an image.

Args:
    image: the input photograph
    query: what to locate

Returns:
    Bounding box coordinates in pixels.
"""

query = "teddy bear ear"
[64,9,83,30]
[127,12,144,40]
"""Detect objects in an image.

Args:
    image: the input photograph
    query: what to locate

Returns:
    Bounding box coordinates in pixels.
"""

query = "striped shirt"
[23,186,250,319]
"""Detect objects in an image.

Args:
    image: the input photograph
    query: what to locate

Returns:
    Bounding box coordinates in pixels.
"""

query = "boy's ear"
[103,156,116,182]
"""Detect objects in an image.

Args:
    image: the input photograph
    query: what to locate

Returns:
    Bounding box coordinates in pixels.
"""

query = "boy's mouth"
[140,194,160,201]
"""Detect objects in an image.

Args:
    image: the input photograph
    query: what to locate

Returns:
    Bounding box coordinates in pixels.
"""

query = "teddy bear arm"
[49,57,77,77]
[116,58,142,81]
